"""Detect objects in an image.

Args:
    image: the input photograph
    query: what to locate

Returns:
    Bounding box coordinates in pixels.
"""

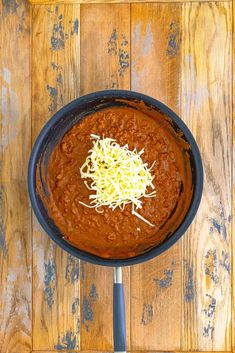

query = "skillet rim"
[28,89,203,266]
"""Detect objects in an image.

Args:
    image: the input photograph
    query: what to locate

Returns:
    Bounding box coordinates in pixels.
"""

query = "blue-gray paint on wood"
[89,283,98,301]
[166,21,180,57]
[50,13,65,51]
[77,317,80,334]
[154,269,173,288]
[203,322,214,339]
[209,203,231,242]
[107,28,117,55]
[46,84,58,112]
[203,294,216,318]
[141,303,153,325]
[81,261,85,281]
[118,48,129,77]
[65,254,80,283]
[210,218,227,240]
[184,261,194,302]
[107,28,129,77]
[0,224,7,257]
[44,259,56,308]
[3,0,19,14]
[70,18,79,36]
[51,62,62,71]
[219,250,230,274]
[153,262,175,289]
[54,331,77,350]
[82,296,94,332]
[72,297,79,315]
[0,186,7,257]
[202,294,216,339]
[204,249,219,284]
[56,72,63,85]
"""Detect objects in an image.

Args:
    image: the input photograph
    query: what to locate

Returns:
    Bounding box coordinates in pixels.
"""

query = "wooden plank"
[181,3,232,351]
[31,351,232,353]
[32,4,80,351]
[130,3,182,350]
[80,4,130,350]
[0,0,32,352]
[28,0,231,5]
[32,351,100,353]
[80,4,130,93]
[232,0,234,350]
[32,351,102,353]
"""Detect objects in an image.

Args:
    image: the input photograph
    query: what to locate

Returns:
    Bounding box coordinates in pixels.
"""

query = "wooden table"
[0,0,233,352]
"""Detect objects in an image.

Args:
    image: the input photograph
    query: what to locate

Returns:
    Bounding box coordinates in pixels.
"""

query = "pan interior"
[29,91,202,265]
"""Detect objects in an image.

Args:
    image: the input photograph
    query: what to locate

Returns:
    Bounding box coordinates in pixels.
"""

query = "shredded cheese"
[79,134,156,226]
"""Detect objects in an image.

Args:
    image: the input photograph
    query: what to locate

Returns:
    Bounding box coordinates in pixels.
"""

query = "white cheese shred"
[132,208,155,227]
[79,134,156,226]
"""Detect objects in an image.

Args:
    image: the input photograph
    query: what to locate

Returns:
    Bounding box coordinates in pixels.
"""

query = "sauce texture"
[42,106,193,259]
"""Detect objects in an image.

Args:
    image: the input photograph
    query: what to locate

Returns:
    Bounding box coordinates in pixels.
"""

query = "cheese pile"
[79,134,156,226]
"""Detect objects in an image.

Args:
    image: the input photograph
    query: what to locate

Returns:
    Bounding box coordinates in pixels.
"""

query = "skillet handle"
[113,267,126,353]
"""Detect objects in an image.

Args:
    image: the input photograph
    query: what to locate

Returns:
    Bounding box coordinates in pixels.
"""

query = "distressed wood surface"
[1,1,233,352]
[181,3,232,350]
[0,0,32,352]
[232,1,235,351]
[32,4,80,351]
[28,0,231,5]
[80,4,131,350]
[130,3,182,350]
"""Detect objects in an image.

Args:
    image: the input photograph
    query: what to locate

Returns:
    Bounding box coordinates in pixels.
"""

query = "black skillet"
[28,90,203,352]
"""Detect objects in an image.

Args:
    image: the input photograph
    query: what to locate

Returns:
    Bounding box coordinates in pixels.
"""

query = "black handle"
[113,267,126,353]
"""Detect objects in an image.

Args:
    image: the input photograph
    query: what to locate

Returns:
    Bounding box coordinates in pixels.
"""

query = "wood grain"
[1,1,233,352]
[80,4,130,94]
[31,351,232,353]
[32,4,80,351]
[181,3,232,351]
[80,4,130,350]
[28,0,231,5]
[232,0,234,350]
[130,4,182,350]
[0,0,32,352]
